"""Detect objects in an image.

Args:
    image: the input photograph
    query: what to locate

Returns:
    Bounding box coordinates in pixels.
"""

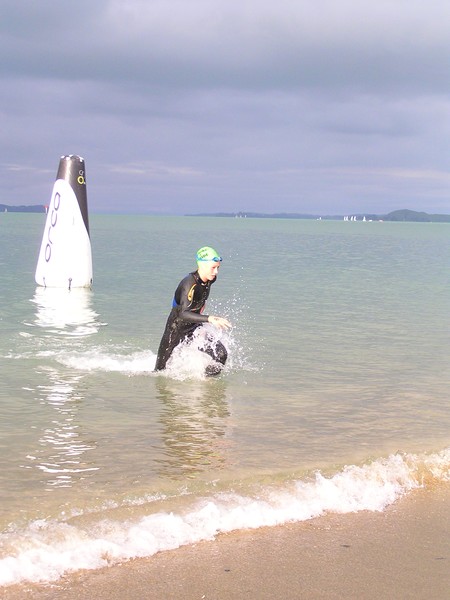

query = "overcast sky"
[1,0,449,215]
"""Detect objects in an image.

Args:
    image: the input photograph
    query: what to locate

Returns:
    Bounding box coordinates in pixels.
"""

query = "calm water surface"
[0,214,449,585]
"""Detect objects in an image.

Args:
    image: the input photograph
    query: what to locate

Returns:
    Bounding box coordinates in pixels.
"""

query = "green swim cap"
[196,246,222,262]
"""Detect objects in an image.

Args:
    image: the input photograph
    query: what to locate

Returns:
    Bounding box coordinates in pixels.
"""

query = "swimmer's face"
[197,261,220,282]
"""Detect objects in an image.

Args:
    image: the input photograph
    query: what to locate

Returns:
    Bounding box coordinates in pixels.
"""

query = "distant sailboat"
[35,155,93,289]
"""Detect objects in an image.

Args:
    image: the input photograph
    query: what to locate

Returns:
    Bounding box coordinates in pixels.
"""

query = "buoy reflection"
[31,287,101,336]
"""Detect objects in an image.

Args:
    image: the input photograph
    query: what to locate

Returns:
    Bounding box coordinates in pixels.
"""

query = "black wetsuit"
[154,271,227,372]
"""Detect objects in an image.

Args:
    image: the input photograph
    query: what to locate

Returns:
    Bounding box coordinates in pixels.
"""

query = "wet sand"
[3,484,449,600]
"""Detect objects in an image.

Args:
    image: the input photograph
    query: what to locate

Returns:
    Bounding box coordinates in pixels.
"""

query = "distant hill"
[1,204,46,213]
[188,209,450,223]
[383,209,450,222]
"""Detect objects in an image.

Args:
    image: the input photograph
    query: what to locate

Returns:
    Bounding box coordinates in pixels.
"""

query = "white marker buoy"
[35,155,93,289]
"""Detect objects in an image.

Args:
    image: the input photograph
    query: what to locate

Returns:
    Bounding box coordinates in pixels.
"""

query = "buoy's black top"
[154,271,216,371]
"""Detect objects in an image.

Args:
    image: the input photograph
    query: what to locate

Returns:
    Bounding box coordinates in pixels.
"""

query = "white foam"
[0,448,448,587]
[27,313,255,380]
[54,325,230,380]
[57,325,234,381]
[160,323,257,381]
[163,344,212,380]
[58,349,156,374]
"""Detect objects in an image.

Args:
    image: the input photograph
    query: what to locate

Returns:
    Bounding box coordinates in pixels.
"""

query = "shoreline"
[3,483,449,600]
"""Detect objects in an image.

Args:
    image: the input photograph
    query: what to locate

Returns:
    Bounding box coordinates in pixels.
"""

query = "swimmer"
[154,246,232,375]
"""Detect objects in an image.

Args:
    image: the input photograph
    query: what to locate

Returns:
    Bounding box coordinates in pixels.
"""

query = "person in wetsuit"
[154,246,232,374]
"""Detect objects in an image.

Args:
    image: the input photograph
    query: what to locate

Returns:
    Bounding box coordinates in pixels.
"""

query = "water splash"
[1,447,448,586]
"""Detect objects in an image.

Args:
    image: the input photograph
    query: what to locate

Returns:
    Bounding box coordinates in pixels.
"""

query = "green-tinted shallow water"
[1,214,449,585]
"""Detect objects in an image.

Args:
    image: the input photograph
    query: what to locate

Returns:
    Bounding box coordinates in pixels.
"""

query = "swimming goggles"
[198,256,222,262]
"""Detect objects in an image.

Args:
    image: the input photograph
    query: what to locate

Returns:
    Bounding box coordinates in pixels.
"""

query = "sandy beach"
[3,484,448,600]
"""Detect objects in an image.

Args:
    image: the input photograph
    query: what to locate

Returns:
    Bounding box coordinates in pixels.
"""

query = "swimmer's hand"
[208,315,232,330]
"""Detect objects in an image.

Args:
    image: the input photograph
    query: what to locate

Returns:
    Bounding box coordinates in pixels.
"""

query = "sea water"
[0,214,449,586]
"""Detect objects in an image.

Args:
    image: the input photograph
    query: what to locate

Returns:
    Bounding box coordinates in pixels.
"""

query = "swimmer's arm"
[176,277,231,329]
[178,310,231,329]
[178,309,209,324]
[176,277,209,324]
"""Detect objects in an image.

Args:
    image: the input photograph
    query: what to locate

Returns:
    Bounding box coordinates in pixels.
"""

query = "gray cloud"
[1,0,449,214]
